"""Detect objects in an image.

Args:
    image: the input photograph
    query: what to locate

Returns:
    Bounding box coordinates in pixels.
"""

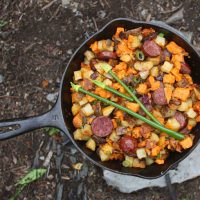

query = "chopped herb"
[158,33,164,37]
[135,50,145,61]
[132,76,141,84]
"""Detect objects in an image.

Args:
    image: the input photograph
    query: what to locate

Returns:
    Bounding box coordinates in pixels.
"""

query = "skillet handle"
[0,100,64,140]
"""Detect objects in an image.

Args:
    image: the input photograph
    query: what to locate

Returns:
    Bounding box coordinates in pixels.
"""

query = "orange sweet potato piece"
[148,76,160,91]
[155,159,164,165]
[136,83,148,94]
[166,41,184,54]
[179,137,193,149]
[90,41,99,53]
[125,102,140,112]
[114,110,124,121]
[172,87,190,101]
[115,27,125,37]
[163,74,175,84]
[151,146,161,157]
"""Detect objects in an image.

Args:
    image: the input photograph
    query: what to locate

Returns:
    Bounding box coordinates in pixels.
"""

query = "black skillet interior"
[61,18,200,179]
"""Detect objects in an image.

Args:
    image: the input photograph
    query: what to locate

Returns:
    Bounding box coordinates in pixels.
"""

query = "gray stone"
[46,92,58,103]
[0,74,5,84]
[104,144,200,193]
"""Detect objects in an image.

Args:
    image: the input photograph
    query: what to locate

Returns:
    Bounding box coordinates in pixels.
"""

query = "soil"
[0,0,200,199]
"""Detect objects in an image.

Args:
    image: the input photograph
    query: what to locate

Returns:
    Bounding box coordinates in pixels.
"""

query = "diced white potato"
[81,103,94,116]
[109,131,120,142]
[86,138,96,151]
[74,70,82,81]
[99,149,110,161]
[155,35,166,46]
[97,40,103,51]
[121,120,129,127]
[84,58,90,64]
[134,61,153,71]
[103,78,112,86]
[100,143,113,161]
[129,36,141,49]
[147,57,160,66]
[120,54,132,62]
[81,68,94,79]
[150,66,159,77]
[138,34,143,41]
[136,148,147,159]
[161,61,173,73]
[73,129,90,141]
[150,133,159,143]
[166,118,180,131]
[186,108,197,118]
[102,106,115,116]
[145,157,154,166]
[79,97,88,106]
[82,124,92,136]
[178,99,193,112]
[139,70,149,80]
[71,103,81,116]
[84,50,95,61]
[188,119,197,127]
[94,63,106,74]
[122,156,134,167]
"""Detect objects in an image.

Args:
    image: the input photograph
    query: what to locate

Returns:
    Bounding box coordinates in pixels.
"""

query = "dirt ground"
[0,0,200,199]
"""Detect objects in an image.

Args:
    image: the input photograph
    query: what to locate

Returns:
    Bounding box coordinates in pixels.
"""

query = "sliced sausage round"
[152,82,167,105]
[180,62,191,74]
[160,49,172,63]
[91,116,113,137]
[142,40,162,57]
[96,51,117,60]
[92,135,106,144]
[174,112,188,129]
[119,135,138,155]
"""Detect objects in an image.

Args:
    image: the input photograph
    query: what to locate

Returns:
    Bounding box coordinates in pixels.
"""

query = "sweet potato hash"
[71,27,200,168]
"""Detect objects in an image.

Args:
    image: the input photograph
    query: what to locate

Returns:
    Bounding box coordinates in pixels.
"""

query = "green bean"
[71,82,184,140]
[100,63,161,125]
[92,80,133,101]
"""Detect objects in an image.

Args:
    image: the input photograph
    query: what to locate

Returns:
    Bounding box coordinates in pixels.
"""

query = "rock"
[97,10,106,19]
[0,74,5,83]
[46,92,58,103]
[166,8,184,24]
[104,144,200,193]
[62,0,71,8]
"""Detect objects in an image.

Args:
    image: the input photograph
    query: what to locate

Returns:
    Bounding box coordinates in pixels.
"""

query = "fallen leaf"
[72,163,83,171]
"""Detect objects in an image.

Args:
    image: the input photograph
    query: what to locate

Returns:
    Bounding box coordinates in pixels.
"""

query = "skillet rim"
[60,18,200,179]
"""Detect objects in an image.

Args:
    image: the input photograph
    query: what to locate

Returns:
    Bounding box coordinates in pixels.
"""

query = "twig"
[49,5,61,22]
[42,0,57,11]
[0,95,19,99]
[160,3,182,14]
[92,17,98,31]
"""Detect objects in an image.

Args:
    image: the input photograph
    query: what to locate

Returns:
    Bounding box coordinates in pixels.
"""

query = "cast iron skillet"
[0,18,200,179]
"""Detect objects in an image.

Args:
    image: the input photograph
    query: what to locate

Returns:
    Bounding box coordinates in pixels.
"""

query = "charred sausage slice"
[142,40,162,57]
[174,112,188,129]
[91,116,113,137]
[180,62,191,74]
[152,82,167,105]
[119,135,138,155]
[96,51,117,60]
